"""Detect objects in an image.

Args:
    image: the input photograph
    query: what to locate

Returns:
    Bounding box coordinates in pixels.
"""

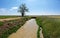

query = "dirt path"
[40,27,44,38]
[0,17,20,21]
[8,19,38,38]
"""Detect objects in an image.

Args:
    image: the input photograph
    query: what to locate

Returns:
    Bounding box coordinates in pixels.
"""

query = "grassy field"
[36,16,60,38]
[0,16,60,38]
[0,16,31,38]
[0,16,19,19]
[0,21,4,26]
[0,16,19,26]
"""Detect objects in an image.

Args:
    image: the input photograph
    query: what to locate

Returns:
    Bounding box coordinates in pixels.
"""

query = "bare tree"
[18,4,28,17]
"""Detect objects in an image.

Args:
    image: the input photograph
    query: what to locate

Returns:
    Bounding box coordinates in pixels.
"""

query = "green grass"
[37,26,40,38]
[0,17,32,38]
[0,16,19,19]
[36,16,60,38]
[36,17,43,38]
[1,16,60,38]
[0,22,4,26]
[42,18,60,38]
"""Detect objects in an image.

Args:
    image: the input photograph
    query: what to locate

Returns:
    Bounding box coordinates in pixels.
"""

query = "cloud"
[10,7,18,11]
[26,11,60,15]
[0,7,60,15]
[0,7,20,15]
[0,8,9,14]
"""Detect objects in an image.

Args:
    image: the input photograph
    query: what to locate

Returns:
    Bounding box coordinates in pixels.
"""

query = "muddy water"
[8,19,38,38]
[40,27,44,38]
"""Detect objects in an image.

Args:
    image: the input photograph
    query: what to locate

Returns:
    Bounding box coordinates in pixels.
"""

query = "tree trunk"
[22,12,24,17]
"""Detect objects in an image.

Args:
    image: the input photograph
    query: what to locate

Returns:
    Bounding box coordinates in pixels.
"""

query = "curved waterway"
[40,27,44,38]
[8,19,38,38]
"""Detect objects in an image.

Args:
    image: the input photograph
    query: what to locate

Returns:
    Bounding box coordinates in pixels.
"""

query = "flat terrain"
[0,17,31,38]
[36,16,60,38]
[0,15,60,38]
[0,16,19,19]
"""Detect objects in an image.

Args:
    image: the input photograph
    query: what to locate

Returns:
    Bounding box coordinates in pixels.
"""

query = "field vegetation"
[0,16,60,38]
[36,16,60,38]
[0,16,19,19]
[0,16,31,38]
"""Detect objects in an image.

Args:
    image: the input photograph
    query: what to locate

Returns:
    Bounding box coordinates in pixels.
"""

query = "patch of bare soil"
[0,17,20,21]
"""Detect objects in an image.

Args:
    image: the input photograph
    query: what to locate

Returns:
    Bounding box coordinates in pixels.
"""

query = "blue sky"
[0,0,60,15]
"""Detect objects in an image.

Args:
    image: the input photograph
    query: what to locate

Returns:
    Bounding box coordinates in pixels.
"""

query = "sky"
[0,0,60,15]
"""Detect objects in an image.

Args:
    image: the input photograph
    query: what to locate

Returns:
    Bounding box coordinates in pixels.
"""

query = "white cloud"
[26,11,60,15]
[10,7,18,11]
[0,8,9,14]
[0,7,20,15]
[0,7,60,15]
